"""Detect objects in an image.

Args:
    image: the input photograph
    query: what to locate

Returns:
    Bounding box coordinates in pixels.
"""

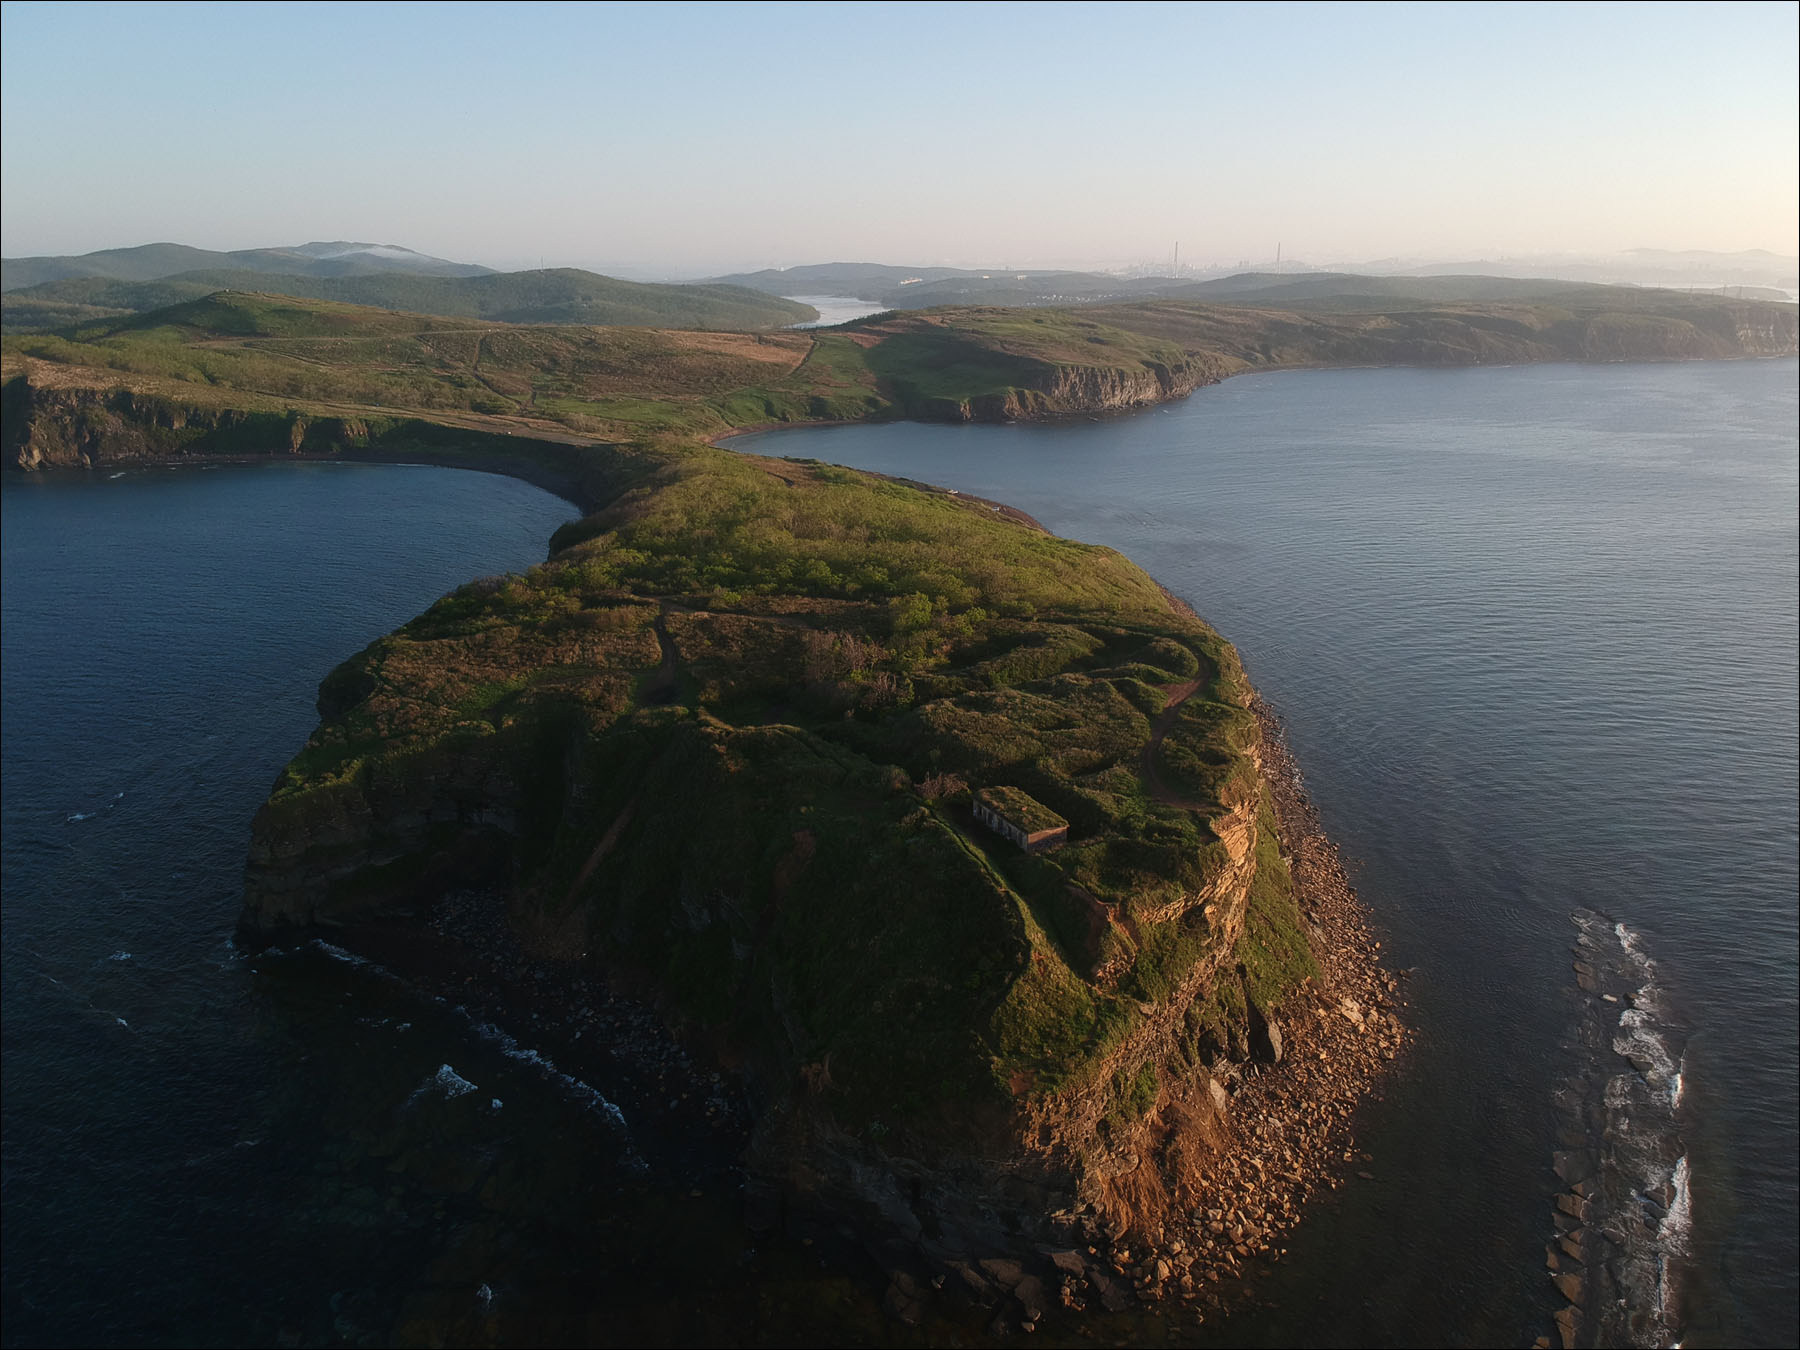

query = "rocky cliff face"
[1720,303,1800,356]
[1575,306,1800,362]
[903,351,1233,424]
[221,437,1321,1281]
[243,723,534,928]
[238,635,1282,1254]
[966,354,1230,422]
[2,378,320,470]
[2,373,613,509]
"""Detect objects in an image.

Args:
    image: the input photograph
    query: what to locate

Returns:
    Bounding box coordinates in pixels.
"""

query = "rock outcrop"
[220,435,1325,1277]
[958,352,1231,422]
[2,373,614,508]
[2,378,316,471]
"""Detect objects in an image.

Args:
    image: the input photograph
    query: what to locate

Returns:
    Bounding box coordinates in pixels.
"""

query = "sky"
[2,0,1795,275]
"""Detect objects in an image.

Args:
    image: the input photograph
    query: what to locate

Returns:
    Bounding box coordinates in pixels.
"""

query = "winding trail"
[1140,679,1204,808]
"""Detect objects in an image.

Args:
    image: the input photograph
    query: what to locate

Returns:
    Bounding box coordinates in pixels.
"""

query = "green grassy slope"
[7,282,1788,1173]
[2,292,872,435]
[1078,294,1797,366]
[710,262,1753,314]
[2,268,816,332]
[6,289,1792,460]
[245,442,1288,1131]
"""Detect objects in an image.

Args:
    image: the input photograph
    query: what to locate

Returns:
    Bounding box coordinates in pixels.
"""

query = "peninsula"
[3,282,1794,1327]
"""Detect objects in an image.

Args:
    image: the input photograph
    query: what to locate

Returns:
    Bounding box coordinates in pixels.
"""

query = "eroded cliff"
[227,442,1322,1266]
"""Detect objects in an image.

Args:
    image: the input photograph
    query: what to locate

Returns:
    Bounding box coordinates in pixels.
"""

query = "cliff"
[0,374,650,511]
[1077,296,1800,375]
[4,289,1792,457]
[227,442,1321,1265]
[5,283,1788,1310]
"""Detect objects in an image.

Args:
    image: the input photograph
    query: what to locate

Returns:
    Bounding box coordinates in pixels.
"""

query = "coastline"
[5,363,1413,1331]
[1053,691,1407,1329]
[244,428,1410,1328]
[3,374,1411,1309]
[297,670,1408,1338]
[1,444,602,518]
[7,344,1793,1344]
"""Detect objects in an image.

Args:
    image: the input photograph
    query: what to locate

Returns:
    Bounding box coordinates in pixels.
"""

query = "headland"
[2,283,1793,1330]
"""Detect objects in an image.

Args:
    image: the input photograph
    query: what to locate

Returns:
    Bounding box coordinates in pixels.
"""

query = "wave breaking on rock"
[1544,910,1692,1350]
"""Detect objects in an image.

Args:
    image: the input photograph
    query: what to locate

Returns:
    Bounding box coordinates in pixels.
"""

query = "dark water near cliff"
[4,360,1795,1348]
[0,465,602,1345]
[2,463,1001,1350]
[735,359,1799,1347]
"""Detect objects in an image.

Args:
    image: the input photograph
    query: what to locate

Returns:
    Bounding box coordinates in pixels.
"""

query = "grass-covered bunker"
[973,785,1069,853]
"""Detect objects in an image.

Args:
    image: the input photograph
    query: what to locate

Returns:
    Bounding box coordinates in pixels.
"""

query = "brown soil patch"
[657,329,810,373]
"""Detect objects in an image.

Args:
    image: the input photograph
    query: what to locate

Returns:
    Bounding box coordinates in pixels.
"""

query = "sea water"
[4,359,1795,1346]
[734,358,1799,1347]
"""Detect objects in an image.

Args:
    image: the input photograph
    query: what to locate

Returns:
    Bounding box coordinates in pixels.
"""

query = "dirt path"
[469,334,524,412]
[1140,679,1204,808]
[644,603,680,704]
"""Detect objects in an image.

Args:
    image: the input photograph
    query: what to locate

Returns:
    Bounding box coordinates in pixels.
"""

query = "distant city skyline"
[3,0,1795,268]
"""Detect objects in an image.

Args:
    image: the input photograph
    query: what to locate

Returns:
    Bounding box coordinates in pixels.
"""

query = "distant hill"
[7,285,1788,457]
[0,240,493,291]
[711,262,1139,308]
[1,268,817,332]
[1153,271,1706,309]
[708,263,1749,314]
[1385,248,1798,294]
[714,263,981,296]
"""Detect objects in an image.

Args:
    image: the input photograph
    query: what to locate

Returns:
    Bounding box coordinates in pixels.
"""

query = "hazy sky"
[2,0,1795,273]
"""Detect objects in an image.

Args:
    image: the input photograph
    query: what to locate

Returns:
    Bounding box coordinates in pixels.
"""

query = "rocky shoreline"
[1018,694,1410,1334]
[306,682,1409,1341]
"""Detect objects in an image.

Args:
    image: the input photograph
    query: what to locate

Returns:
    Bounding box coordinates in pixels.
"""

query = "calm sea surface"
[784,295,893,328]
[3,360,1795,1347]
[0,464,584,1346]
[735,359,1800,1347]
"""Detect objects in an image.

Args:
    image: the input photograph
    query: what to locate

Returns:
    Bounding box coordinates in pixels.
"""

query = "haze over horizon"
[1,0,1795,275]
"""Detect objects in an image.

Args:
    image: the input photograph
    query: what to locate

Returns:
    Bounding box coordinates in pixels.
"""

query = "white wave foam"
[407,1063,479,1106]
[1615,1007,1680,1093]
[1655,1155,1694,1338]
[464,1016,641,1166]
[67,812,94,822]
[1614,921,1661,984]
[308,938,372,967]
[1660,1155,1692,1258]
[109,951,131,962]
[1567,908,1694,1346]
